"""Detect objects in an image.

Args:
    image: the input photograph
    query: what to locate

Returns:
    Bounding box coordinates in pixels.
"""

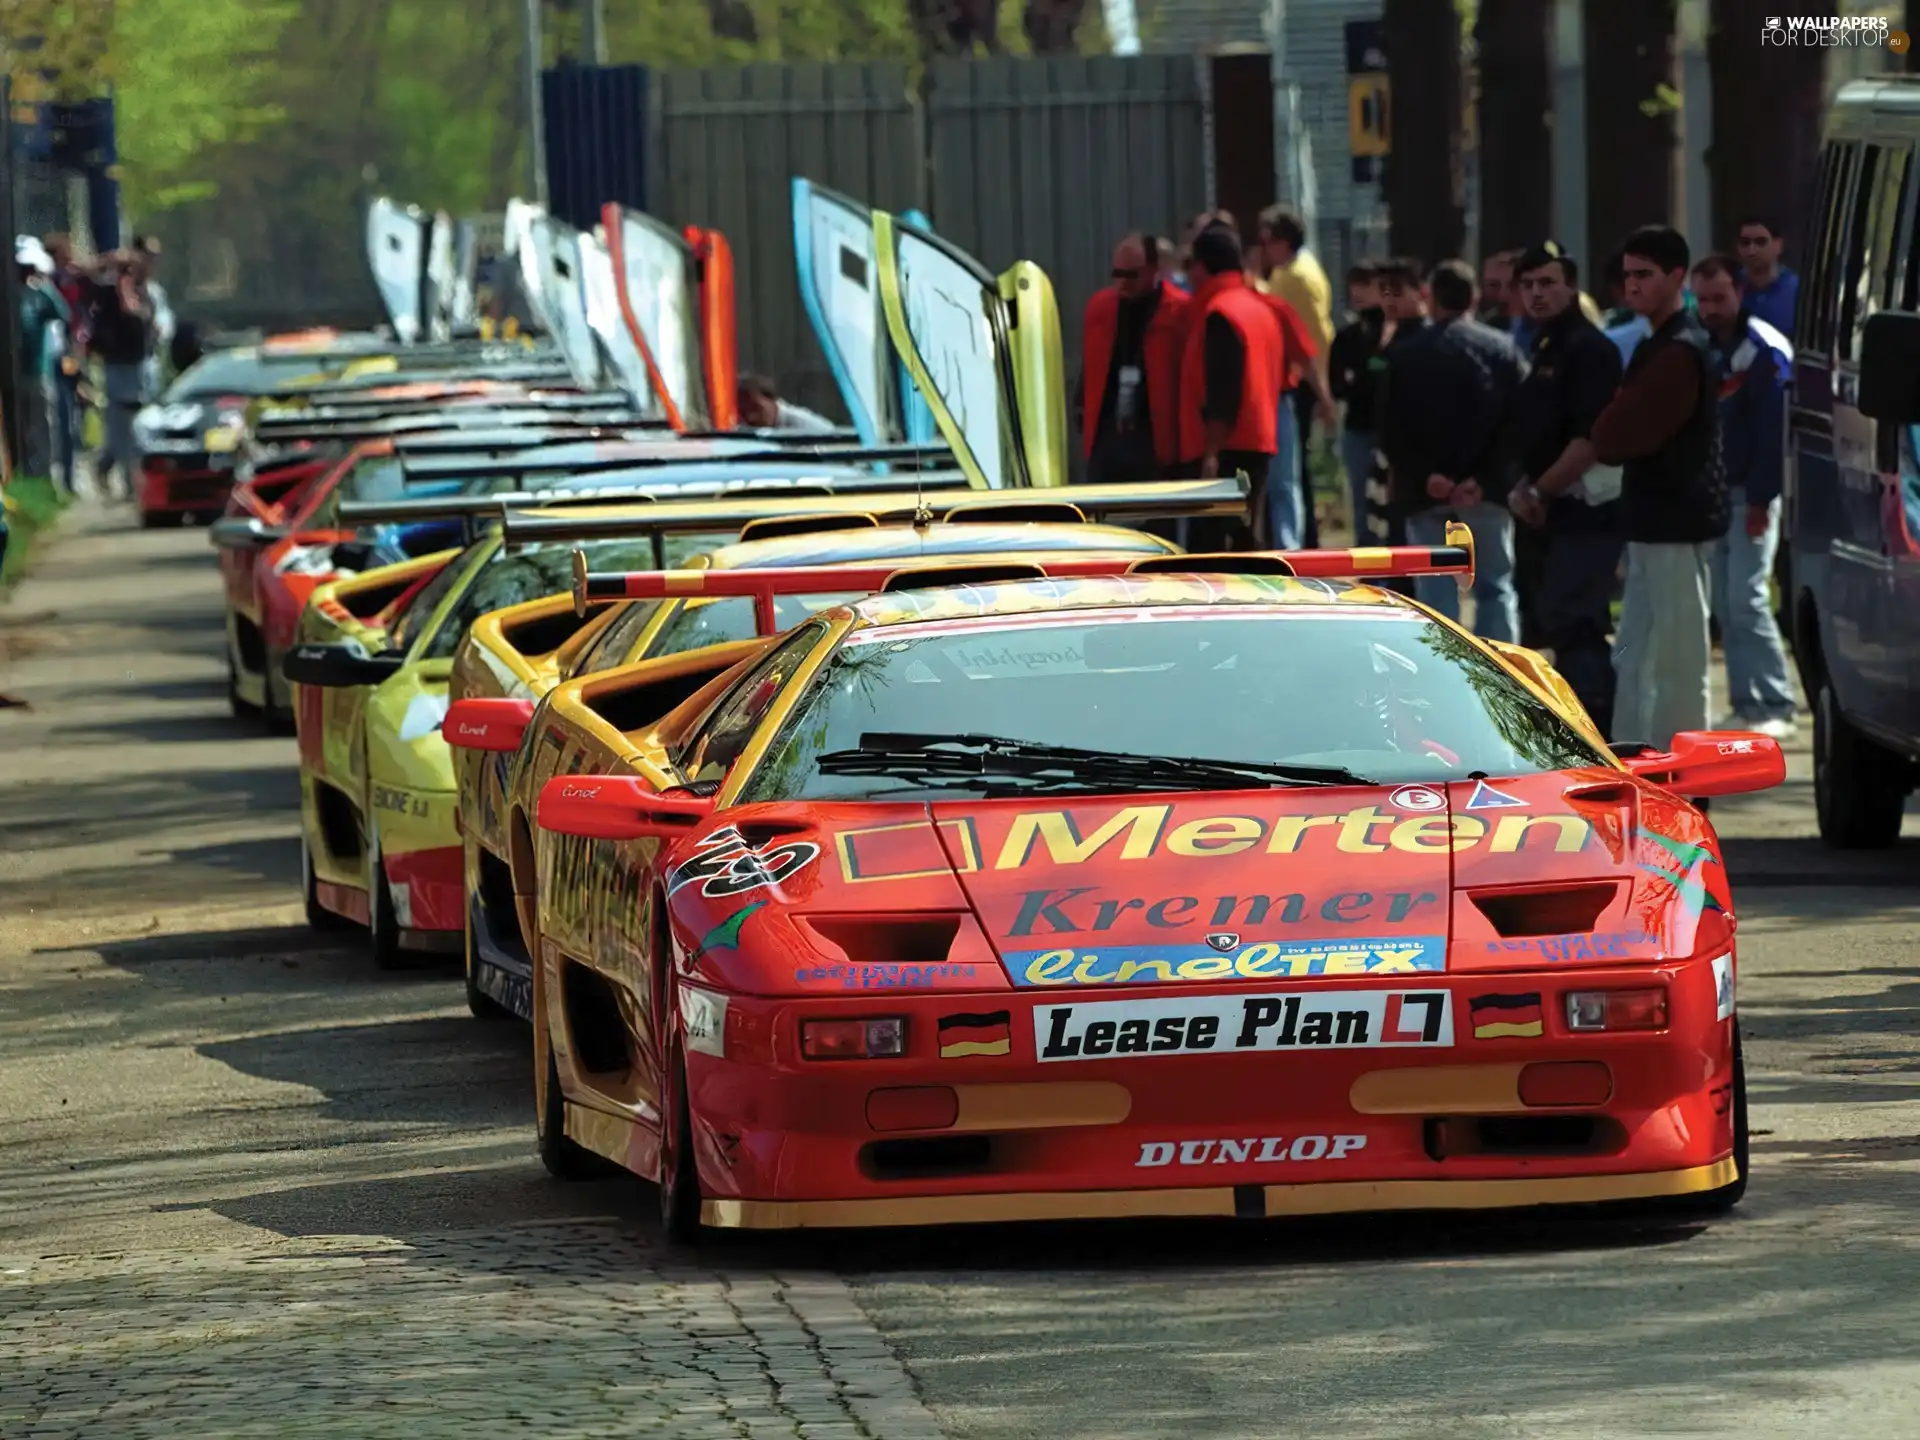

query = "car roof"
[847,573,1421,629]
[706,522,1178,569]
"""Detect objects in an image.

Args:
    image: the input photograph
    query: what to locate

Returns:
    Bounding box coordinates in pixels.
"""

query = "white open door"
[526,216,605,391]
[877,214,1025,489]
[608,208,709,429]
[792,179,891,444]
[424,211,456,343]
[580,229,662,419]
[366,197,427,344]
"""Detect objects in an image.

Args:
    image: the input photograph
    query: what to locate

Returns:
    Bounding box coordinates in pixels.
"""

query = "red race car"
[509,537,1784,1238]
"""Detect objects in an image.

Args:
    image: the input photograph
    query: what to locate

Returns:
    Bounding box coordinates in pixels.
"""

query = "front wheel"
[464,895,508,1019]
[537,1040,607,1181]
[1814,679,1906,849]
[226,646,259,720]
[302,834,352,933]
[1693,1026,1749,1213]
[658,1051,706,1245]
[367,830,410,971]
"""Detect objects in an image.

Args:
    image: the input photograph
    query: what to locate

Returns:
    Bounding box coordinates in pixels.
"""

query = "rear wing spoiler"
[253,409,645,447]
[569,520,1477,630]
[339,474,1247,554]
[500,476,1250,548]
[397,440,956,485]
[336,470,979,532]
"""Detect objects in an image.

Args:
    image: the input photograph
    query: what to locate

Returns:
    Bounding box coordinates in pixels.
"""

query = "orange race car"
[447,532,1784,1239]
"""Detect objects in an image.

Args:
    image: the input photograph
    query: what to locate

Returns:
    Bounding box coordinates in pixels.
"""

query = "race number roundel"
[1389,785,1446,812]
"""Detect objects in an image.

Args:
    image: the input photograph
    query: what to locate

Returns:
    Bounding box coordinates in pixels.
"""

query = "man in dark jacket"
[1329,260,1389,534]
[1592,225,1728,751]
[1380,258,1528,639]
[1506,242,1627,734]
[1692,252,1797,738]
[1079,232,1190,482]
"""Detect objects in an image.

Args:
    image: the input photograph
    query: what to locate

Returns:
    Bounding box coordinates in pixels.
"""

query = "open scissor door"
[603,204,711,432]
[366,197,429,344]
[878,213,1060,489]
[522,214,605,392]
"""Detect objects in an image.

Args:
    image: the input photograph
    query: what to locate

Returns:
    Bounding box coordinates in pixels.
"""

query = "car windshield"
[418,538,667,660]
[734,606,1609,802]
[648,593,860,656]
[165,350,344,401]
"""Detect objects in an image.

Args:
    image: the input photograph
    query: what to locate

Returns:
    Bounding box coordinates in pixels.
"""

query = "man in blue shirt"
[1736,216,1799,339]
[1691,253,1798,738]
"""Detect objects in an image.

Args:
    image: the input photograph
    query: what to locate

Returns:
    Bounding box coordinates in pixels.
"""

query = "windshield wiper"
[814,732,1372,792]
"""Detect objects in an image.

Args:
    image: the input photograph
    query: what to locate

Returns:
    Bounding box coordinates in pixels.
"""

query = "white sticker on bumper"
[1713,954,1735,1021]
[682,986,728,1058]
[1035,988,1453,1062]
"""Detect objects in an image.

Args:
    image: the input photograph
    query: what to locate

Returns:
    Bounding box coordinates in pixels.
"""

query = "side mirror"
[282,640,407,689]
[209,516,287,551]
[537,775,713,841]
[443,696,535,752]
[1615,730,1786,796]
[1857,310,1920,422]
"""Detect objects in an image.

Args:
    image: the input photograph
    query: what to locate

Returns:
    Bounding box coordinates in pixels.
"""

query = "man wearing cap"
[1079,232,1189,483]
[14,237,70,484]
[1506,241,1627,734]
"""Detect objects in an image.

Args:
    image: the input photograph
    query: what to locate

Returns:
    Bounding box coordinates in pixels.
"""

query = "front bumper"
[660,962,1737,1230]
[384,843,464,933]
[702,1160,1738,1230]
[140,455,235,515]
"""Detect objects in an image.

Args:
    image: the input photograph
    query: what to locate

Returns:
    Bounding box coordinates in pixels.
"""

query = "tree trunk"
[1707,0,1828,258]
[1384,0,1465,262]
[1023,0,1088,53]
[1475,0,1553,255]
[1583,0,1677,270]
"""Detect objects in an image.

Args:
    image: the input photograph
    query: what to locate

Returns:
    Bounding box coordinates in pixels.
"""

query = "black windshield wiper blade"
[817,733,1372,790]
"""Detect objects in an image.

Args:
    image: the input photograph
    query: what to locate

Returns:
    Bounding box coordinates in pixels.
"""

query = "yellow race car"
[442,487,1258,1019]
[284,478,1245,971]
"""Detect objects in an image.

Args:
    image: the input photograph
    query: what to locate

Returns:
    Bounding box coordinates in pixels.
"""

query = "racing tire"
[658,1052,707,1246]
[464,901,508,1019]
[261,674,297,737]
[367,831,412,971]
[1673,1026,1749,1216]
[537,1043,607,1181]
[1813,678,1906,850]
[302,835,352,934]
[138,510,170,530]
[226,649,260,720]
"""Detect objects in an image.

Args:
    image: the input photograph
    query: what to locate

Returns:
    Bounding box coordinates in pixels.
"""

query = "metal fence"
[927,55,1208,394]
[650,62,925,416]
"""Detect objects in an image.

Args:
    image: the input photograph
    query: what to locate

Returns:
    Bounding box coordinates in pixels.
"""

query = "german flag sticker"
[938,1011,1012,1058]
[1470,992,1544,1039]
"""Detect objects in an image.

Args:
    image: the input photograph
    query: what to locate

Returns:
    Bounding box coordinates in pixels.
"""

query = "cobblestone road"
[5,505,1920,1439]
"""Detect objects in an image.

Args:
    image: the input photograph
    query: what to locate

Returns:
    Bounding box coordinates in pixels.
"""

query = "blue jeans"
[1267,395,1304,549]
[53,374,79,490]
[1613,541,1712,750]
[1406,502,1518,642]
[1710,488,1797,722]
[1340,429,1375,535]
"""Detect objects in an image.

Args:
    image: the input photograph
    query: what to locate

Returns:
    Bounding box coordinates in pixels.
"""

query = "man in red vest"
[1177,222,1283,547]
[1079,233,1189,482]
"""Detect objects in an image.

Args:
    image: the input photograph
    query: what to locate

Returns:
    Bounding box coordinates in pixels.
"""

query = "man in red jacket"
[1079,233,1189,482]
[1176,222,1283,547]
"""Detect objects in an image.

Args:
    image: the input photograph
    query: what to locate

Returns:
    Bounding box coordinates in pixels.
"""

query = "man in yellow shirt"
[1258,204,1333,544]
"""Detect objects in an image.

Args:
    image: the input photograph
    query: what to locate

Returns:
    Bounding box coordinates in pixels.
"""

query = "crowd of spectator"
[1077,208,1804,756]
